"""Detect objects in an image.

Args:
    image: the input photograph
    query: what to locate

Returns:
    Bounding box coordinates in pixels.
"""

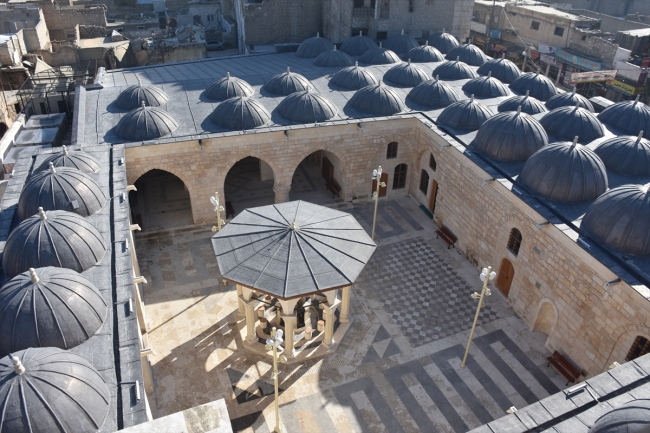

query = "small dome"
[594,131,650,177]
[519,137,608,202]
[340,31,378,56]
[477,56,521,83]
[427,30,460,54]
[383,30,419,54]
[406,41,444,63]
[407,75,461,108]
[359,43,401,65]
[296,32,334,58]
[509,71,558,101]
[384,60,429,87]
[589,399,650,433]
[583,184,650,257]
[2,209,107,277]
[277,89,337,123]
[432,57,479,81]
[0,267,107,356]
[349,80,405,116]
[437,95,494,131]
[115,103,178,141]
[115,82,169,110]
[263,67,313,96]
[0,348,110,433]
[540,104,604,143]
[445,44,488,66]
[205,72,254,101]
[545,88,594,112]
[17,164,106,220]
[598,96,650,138]
[474,108,548,161]
[462,72,510,98]
[330,61,378,90]
[498,90,548,115]
[210,96,271,130]
[313,46,355,67]
[35,146,101,173]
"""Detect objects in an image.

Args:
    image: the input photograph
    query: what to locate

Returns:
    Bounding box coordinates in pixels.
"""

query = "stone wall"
[40,3,108,36]
[80,25,108,39]
[572,9,650,33]
[568,29,619,68]
[561,0,650,18]
[242,0,322,44]
[322,0,353,41]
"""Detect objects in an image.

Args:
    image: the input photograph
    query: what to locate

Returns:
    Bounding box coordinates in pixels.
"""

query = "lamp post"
[210,191,225,232]
[460,266,496,368]
[371,166,386,240]
[265,327,286,433]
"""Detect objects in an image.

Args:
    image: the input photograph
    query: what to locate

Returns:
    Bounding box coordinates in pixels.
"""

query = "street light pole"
[461,266,496,368]
[265,327,286,433]
[210,191,225,232]
[371,166,386,241]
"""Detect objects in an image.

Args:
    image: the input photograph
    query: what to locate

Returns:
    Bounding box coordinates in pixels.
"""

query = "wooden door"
[429,179,438,214]
[496,258,514,297]
[322,157,334,184]
[371,172,388,197]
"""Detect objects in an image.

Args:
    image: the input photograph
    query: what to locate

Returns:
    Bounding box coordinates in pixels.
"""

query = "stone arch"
[289,147,349,201]
[223,153,280,205]
[0,122,7,139]
[605,323,650,367]
[532,298,557,336]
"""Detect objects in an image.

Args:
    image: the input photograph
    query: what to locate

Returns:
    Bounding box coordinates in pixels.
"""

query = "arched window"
[507,228,522,256]
[386,142,398,159]
[419,169,429,194]
[429,153,437,171]
[393,164,407,189]
[626,336,650,361]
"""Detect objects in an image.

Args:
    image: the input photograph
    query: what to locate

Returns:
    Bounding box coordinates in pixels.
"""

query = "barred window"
[626,336,650,361]
[507,228,522,256]
[429,153,437,171]
[393,164,407,189]
[419,169,429,194]
[387,142,398,159]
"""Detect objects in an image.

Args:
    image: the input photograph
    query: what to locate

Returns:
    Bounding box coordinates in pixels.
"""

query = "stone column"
[236,284,245,318]
[273,183,291,204]
[340,286,351,323]
[244,300,257,343]
[323,307,335,348]
[283,314,296,358]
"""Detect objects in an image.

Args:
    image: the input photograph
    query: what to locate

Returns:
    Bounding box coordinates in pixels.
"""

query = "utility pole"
[485,0,497,54]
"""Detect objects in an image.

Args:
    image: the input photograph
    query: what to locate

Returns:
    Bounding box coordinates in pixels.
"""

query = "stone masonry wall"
[40,4,107,35]
[243,0,322,44]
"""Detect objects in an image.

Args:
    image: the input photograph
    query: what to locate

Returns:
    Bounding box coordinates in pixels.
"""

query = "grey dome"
[540,104,605,143]
[349,80,405,116]
[462,72,510,98]
[509,71,558,101]
[330,61,378,90]
[445,44,487,66]
[17,165,106,220]
[407,76,461,108]
[498,90,548,115]
[427,30,459,54]
[477,56,521,83]
[432,58,479,81]
[340,32,378,56]
[519,138,608,203]
[437,96,494,131]
[210,96,271,130]
[383,30,419,54]
[296,33,334,58]
[313,47,355,67]
[594,131,650,177]
[0,267,107,356]
[406,41,444,63]
[598,96,650,138]
[589,399,650,433]
[0,347,110,433]
[545,88,594,112]
[384,60,429,87]
[115,104,178,141]
[115,82,169,110]
[474,108,548,161]
[35,146,101,173]
[263,67,313,96]
[583,184,650,257]
[277,89,337,123]
[205,72,254,101]
[359,44,401,65]
[2,209,107,277]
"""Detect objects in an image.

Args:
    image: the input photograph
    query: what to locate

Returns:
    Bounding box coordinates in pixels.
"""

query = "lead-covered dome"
[35,146,101,174]
[115,103,178,141]
[598,96,650,138]
[340,31,378,56]
[359,43,401,65]
[545,88,594,112]
[406,41,444,63]
[296,32,334,58]
[540,104,604,143]
[407,75,460,108]
[2,208,107,277]
[383,30,419,54]
[0,348,110,433]
[0,267,107,356]
[437,96,493,131]
[330,61,378,90]
[445,44,487,66]
[313,46,354,67]
[594,131,650,177]
[498,90,547,115]
[427,30,459,54]
[588,399,650,433]
[277,88,337,123]
[205,72,254,101]
[583,184,650,257]
[519,137,608,202]
[263,67,313,96]
[477,55,521,83]
[432,57,479,81]
[349,80,405,116]
[462,72,509,98]
[384,60,429,87]
[115,82,169,110]
[509,71,558,101]
[210,96,270,130]
[475,108,548,161]
[17,164,106,220]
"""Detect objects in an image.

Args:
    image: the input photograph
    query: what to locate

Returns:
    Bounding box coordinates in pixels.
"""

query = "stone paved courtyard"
[135,196,567,433]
